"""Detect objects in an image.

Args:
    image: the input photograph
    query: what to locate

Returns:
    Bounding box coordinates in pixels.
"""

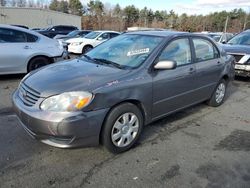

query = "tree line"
[51,1,250,33]
[1,0,250,32]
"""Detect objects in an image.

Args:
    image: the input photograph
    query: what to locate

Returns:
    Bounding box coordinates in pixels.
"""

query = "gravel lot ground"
[0,65,250,187]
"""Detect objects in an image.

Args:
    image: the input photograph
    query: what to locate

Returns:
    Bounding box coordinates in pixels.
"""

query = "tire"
[101,103,144,153]
[207,79,227,107]
[28,57,50,72]
[82,45,93,54]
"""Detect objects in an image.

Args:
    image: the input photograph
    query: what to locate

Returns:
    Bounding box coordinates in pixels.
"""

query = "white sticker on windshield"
[127,48,150,57]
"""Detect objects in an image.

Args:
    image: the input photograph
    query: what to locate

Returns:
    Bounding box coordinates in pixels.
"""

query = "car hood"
[54,34,67,39]
[221,44,250,54]
[23,59,131,97]
[66,38,94,43]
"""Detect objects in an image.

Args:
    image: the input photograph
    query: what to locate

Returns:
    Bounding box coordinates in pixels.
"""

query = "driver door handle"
[24,45,30,49]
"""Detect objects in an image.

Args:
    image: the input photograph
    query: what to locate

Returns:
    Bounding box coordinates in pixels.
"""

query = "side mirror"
[51,28,55,31]
[97,37,103,41]
[221,40,226,44]
[154,60,177,70]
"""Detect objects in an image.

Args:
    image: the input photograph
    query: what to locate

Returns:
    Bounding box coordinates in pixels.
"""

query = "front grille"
[229,54,244,63]
[18,83,40,107]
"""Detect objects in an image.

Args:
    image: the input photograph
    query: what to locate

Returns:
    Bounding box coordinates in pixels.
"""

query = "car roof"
[0,24,51,39]
[126,30,188,37]
[0,24,30,31]
[79,30,92,32]
[94,30,120,34]
[53,25,77,27]
[125,30,220,42]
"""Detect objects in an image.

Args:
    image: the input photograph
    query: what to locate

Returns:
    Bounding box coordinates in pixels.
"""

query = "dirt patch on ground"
[215,130,250,151]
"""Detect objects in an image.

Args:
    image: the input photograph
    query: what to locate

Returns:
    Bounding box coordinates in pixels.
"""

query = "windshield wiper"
[93,58,125,69]
[82,54,93,61]
[81,55,102,64]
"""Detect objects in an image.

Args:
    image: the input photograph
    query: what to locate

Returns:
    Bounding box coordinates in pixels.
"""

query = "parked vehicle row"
[0,24,248,153]
[66,30,121,54]
[12,31,235,153]
[221,29,250,77]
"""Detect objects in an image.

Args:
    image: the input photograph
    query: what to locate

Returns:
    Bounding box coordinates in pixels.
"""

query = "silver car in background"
[0,24,67,75]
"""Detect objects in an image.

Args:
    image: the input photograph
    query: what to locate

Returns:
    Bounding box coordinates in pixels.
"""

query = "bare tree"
[16,0,26,7]
[27,0,35,7]
[0,0,6,6]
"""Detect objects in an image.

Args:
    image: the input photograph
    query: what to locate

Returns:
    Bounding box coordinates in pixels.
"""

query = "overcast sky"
[98,0,250,15]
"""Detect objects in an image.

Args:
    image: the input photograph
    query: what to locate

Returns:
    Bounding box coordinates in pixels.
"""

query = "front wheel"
[82,45,93,54]
[207,79,227,107]
[101,103,143,153]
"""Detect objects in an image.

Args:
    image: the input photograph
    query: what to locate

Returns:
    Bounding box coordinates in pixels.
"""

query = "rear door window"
[0,28,38,43]
[193,38,219,62]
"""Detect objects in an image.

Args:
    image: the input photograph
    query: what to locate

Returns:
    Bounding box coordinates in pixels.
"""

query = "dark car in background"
[37,25,78,38]
[222,29,250,77]
[54,30,92,40]
[11,24,29,29]
[12,31,235,153]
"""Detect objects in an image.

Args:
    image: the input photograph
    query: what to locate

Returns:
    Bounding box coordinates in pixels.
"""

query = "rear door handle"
[24,45,30,49]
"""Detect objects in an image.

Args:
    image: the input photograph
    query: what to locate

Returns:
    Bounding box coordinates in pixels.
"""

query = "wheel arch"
[99,99,146,144]
[222,74,229,83]
[27,55,53,72]
[83,44,93,48]
[82,44,93,53]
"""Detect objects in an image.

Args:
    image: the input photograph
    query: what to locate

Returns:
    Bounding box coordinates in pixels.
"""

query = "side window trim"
[191,36,220,63]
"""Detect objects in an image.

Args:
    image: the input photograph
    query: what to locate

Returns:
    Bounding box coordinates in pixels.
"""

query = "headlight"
[71,42,82,46]
[40,91,93,112]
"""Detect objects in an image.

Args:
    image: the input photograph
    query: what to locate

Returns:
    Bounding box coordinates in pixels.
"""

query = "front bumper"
[235,64,250,77]
[68,45,82,54]
[12,90,109,148]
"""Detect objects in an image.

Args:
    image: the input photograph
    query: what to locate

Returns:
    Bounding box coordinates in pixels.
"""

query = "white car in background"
[0,24,67,75]
[66,31,120,54]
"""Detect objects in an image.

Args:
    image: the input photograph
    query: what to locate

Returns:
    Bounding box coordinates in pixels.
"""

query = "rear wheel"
[207,79,227,107]
[28,57,50,72]
[101,103,143,153]
[82,45,93,54]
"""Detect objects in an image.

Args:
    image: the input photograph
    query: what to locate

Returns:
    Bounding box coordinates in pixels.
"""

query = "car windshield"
[46,26,53,31]
[207,34,221,42]
[84,31,102,39]
[82,34,163,69]
[67,30,80,37]
[227,32,250,45]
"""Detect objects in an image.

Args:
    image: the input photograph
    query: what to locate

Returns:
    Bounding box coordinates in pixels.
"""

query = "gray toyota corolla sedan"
[12,31,235,153]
